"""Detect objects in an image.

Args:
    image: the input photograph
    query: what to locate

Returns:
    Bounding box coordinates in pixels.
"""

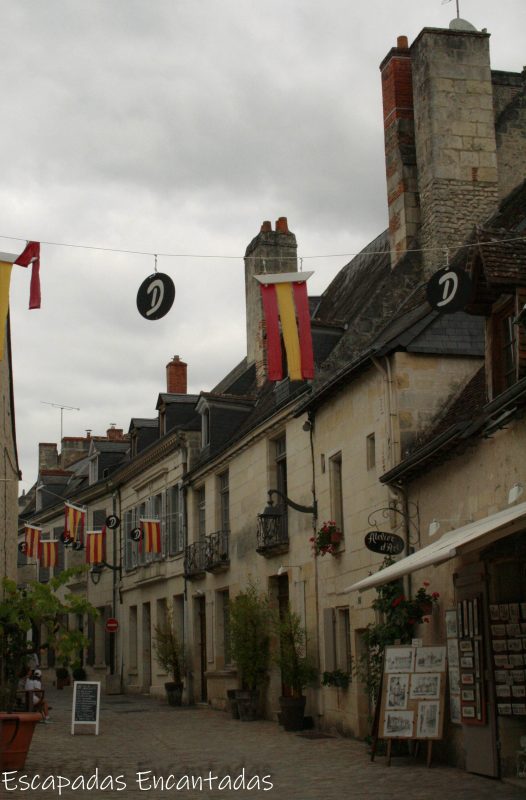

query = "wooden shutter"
[323,608,336,672]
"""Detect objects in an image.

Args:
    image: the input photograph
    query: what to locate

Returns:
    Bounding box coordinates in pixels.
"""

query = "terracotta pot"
[0,712,42,770]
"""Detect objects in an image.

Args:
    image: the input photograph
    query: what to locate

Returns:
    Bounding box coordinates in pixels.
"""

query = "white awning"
[342,501,526,594]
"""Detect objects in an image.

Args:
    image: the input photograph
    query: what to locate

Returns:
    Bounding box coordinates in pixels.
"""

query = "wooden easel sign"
[378,645,447,767]
[71,681,101,735]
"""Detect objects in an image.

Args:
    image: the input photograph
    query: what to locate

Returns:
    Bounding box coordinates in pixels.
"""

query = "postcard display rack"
[455,597,486,724]
[379,645,447,767]
[489,601,526,718]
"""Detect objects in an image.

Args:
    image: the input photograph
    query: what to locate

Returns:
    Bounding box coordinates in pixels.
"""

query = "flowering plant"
[414,581,440,608]
[310,521,343,556]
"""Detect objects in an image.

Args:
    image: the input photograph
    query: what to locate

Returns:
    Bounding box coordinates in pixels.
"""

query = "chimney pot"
[397,36,409,50]
[260,221,272,232]
[166,355,187,394]
[275,217,289,234]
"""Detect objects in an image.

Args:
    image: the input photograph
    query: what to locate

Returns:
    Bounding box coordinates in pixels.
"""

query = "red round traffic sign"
[105,618,119,634]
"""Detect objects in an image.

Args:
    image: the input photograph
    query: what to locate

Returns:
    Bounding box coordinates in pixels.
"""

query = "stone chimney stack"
[244,217,297,387]
[166,355,187,394]
[381,27,499,275]
[60,437,90,468]
[38,443,58,472]
[411,27,498,274]
[380,35,420,267]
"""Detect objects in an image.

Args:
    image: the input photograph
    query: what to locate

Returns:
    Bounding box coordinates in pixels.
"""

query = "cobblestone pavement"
[4,686,525,800]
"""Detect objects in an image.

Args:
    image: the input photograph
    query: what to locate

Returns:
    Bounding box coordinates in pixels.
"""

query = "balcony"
[205,530,230,573]
[256,512,289,557]
[184,540,208,578]
[184,531,230,578]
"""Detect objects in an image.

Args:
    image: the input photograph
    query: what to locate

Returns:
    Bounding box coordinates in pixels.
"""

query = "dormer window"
[491,295,521,396]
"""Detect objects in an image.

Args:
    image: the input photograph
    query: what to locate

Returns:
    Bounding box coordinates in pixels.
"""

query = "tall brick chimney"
[380,35,420,267]
[166,355,187,394]
[244,218,297,387]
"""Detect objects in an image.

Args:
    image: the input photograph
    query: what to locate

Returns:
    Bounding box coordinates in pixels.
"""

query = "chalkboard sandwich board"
[71,681,101,735]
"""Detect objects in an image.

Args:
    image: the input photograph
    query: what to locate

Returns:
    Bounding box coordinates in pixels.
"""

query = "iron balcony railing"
[256,511,289,556]
[184,540,208,578]
[184,530,230,578]
[205,530,230,573]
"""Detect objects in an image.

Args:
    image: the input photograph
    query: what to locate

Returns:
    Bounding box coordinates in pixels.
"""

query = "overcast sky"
[2,0,525,493]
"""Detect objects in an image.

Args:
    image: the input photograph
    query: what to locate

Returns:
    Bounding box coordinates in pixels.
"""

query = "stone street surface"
[4,686,526,800]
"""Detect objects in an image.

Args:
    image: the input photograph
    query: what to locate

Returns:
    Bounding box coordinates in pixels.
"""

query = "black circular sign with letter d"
[137,273,175,320]
[426,267,472,314]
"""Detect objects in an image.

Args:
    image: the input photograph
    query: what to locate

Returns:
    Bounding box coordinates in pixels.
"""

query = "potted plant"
[153,609,185,706]
[229,582,270,721]
[272,606,318,731]
[322,669,351,690]
[310,521,342,556]
[0,567,97,769]
[72,665,87,681]
[55,665,71,689]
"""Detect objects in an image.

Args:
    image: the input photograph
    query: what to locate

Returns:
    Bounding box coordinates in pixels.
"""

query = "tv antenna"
[442,0,460,18]
[40,401,80,441]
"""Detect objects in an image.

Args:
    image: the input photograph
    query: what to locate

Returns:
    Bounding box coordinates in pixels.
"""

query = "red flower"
[423,581,430,587]
[432,592,440,599]
[391,595,405,608]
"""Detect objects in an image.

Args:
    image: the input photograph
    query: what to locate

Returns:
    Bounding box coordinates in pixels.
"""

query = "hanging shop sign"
[426,267,472,313]
[364,530,405,555]
[137,273,175,320]
[105,514,120,530]
[130,528,142,542]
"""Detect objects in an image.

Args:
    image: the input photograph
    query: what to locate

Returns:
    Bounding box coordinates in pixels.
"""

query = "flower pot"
[279,695,306,732]
[164,681,183,706]
[235,690,259,721]
[0,712,42,771]
[227,689,239,719]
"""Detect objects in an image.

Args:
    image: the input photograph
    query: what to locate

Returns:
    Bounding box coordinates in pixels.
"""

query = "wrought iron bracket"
[267,489,317,518]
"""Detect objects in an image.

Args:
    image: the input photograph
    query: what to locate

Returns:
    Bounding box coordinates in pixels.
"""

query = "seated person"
[25,669,52,722]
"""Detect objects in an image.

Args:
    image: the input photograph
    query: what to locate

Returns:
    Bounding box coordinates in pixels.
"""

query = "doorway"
[197,596,207,702]
[142,602,152,692]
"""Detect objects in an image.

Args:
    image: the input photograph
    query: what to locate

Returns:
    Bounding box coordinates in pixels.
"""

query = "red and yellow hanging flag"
[0,242,41,361]
[85,528,106,565]
[14,241,41,310]
[24,525,42,558]
[256,271,315,382]
[64,502,86,544]
[140,518,162,554]
[39,540,58,569]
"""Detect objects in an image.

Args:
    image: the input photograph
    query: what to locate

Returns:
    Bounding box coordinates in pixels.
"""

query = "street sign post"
[105,618,119,634]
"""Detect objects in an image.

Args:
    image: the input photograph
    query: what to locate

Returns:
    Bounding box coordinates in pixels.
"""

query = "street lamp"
[257,489,317,555]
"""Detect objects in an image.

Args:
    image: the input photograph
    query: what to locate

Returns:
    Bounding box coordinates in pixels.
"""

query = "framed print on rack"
[415,646,446,673]
[416,701,440,738]
[384,647,415,674]
[383,710,414,738]
[445,609,458,639]
[409,673,441,700]
[385,674,409,710]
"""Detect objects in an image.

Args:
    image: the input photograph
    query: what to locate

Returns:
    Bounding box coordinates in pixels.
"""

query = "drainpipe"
[307,411,324,724]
